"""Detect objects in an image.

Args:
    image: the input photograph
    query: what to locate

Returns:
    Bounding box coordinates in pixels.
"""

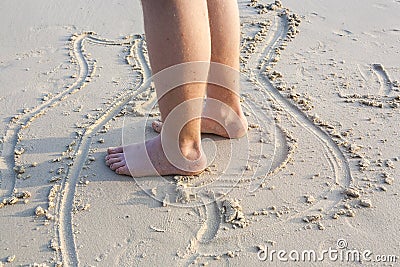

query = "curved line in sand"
[182,9,355,262]
[255,13,353,190]
[0,33,93,201]
[26,10,352,266]
[57,34,151,266]
[372,63,394,96]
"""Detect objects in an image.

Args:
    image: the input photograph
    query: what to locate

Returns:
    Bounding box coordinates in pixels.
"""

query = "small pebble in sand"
[343,203,351,210]
[15,191,31,199]
[49,176,62,183]
[358,158,370,171]
[248,123,260,129]
[337,209,346,216]
[378,186,387,192]
[49,239,60,251]
[304,195,316,204]
[359,199,372,208]
[303,214,322,223]
[226,251,235,258]
[5,196,18,205]
[346,210,356,217]
[35,206,46,217]
[261,209,268,215]
[14,147,25,155]
[6,255,15,263]
[384,177,394,185]
[343,188,360,198]
[349,144,362,154]
[57,167,65,175]
[221,199,249,228]
[13,165,25,174]
[162,195,169,207]
[386,159,395,168]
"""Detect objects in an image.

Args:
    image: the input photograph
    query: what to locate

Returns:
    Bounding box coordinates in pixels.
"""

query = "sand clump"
[35,206,46,216]
[304,194,316,204]
[359,199,373,208]
[303,214,325,230]
[176,184,196,204]
[303,214,322,223]
[1,190,31,208]
[6,255,16,263]
[384,177,394,185]
[332,208,356,219]
[221,199,249,228]
[343,188,361,198]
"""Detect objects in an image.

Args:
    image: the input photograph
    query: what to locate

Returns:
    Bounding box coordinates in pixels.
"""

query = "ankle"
[179,140,203,161]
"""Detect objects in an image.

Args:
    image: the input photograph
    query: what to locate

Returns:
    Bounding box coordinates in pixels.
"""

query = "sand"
[1,0,399,266]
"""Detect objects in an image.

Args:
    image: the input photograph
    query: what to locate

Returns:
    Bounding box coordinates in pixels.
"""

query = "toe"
[106,157,121,166]
[106,153,124,160]
[152,120,163,133]
[110,160,126,171]
[107,146,123,154]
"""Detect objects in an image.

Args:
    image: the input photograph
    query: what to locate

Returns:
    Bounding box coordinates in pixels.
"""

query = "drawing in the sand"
[0,0,399,266]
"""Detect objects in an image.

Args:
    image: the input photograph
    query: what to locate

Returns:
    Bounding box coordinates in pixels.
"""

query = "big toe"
[152,120,163,133]
[107,146,123,154]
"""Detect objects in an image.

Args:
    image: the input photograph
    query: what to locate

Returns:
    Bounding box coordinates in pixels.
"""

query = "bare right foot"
[152,103,248,139]
[106,135,207,177]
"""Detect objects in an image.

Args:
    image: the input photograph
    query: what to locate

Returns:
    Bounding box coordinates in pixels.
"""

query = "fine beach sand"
[1,0,399,266]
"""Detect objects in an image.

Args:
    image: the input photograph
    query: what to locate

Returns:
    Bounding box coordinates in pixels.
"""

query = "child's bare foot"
[106,135,207,177]
[152,103,248,139]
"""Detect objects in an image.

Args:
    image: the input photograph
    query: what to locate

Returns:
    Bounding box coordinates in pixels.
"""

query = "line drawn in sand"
[340,63,400,108]
[58,34,152,266]
[0,31,99,204]
[0,1,366,266]
[173,2,356,264]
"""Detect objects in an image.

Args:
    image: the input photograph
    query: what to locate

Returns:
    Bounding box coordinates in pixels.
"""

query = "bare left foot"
[152,103,248,139]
